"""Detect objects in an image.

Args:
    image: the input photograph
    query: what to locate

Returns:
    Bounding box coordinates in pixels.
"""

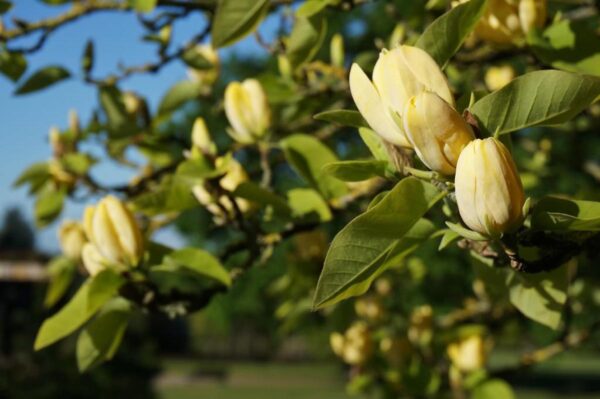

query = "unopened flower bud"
[188,45,220,87]
[455,138,525,237]
[349,46,454,148]
[58,221,87,261]
[330,332,345,357]
[68,109,81,138]
[403,91,474,175]
[485,65,515,91]
[83,196,144,267]
[354,296,385,321]
[330,33,345,68]
[81,242,108,276]
[224,79,271,144]
[191,117,216,155]
[447,334,487,372]
[342,322,373,365]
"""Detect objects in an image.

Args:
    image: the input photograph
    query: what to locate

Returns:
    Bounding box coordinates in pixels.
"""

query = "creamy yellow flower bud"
[81,242,108,277]
[191,117,216,155]
[329,332,346,357]
[342,322,373,365]
[484,65,516,91]
[408,305,433,345]
[68,109,80,137]
[447,334,487,373]
[58,221,87,261]
[330,33,345,68]
[349,46,454,148]
[188,45,220,87]
[455,138,525,237]
[83,196,144,267]
[224,79,271,144]
[403,92,474,175]
[460,0,546,45]
[48,159,75,185]
[354,296,385,321]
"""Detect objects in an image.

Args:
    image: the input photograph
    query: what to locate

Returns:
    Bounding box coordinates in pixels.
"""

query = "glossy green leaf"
[163,248,231,287]
[470,70,600,136]
[211,0,269,48]
[531,196,600,231]
[13,162,49,191]
[438,229,461,250]
[314,109,368,129]
[233,181,292,217]
[99,85,136,137]
[35,270,124,351]
[507,263,569,330]
[296,0,337,17]
[359,127,393,164]
[0,1,12,14]
[62,153,95,175]
[0,50,26,81]
[44,256,77,309]
[322,160,388,182]
[157,80,201,116]
[416,0,488,66]
[281,133,348,200]
[472,379,515,399]
[287,14,328,70]
[128,0,156,13]
[35,184,66,227]
[287,188,332,223]
[528,19,600,77]
[14,65,70,95]
[313,178,445,308]
[182,47,214,70]
[76,298,132,372]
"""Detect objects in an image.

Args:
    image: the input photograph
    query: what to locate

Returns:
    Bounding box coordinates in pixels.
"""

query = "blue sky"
[0,1,279,252]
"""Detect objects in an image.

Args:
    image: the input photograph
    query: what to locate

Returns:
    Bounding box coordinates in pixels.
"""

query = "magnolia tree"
[4,0,600,397]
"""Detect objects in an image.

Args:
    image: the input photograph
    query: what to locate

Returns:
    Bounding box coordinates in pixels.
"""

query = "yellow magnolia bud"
[58,221,87,261]
[277,55,292,80]
[330,33,345,68]
[464,0,546,45]
[403,91,474,175]
[455,138,525,237]
[83,196,144,267]
[484,65,516,91]
[68,109,81,137]
[188,45,220,87]
[342,322,373,365]
[330,332,346,357]
[408,305,433,345]
[81,242,108,276]
[349,46,454,148]
[447,334,487,373]
[224,79,271,144]
[354,296,385,321]
[48,159,75,185]
[191,117,216,155]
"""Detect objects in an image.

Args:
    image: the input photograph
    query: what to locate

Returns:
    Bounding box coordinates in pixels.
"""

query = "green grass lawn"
[156,351,600,399]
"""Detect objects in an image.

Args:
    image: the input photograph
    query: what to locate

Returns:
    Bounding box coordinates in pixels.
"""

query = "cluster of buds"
[330,322,374,365]
[57,196,144,276]
[446,332,489,373]
[350,45,525,238]
[224,79,271,144]
[463,0,547,45]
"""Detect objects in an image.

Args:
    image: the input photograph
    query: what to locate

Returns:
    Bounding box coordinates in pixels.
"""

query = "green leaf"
[359,127,393,164]
[62,153,95,175]
[158,80,201,116]
[81,40,94,74]
[162,248,231,287]
[313,109,368,129]
[296,0,337,17]
[233,181,292,217]
[313,178,445,308]
[211,0,269,48]
[438,229,460,250]
[531,196,600,231]
[76,298,132,372]
[287,188,332,222]
[416,0,488,66]
[14,65,70,95]
[322,160,388,182]
[35,184,66,227]
[44,256,77,308]
[472,379,515,399]
[0,1,12,14]
[34,270,124,351]
[507,263,569,330]
[128,0,156,13]
[0,50,27,81]
[13,162,49,191]
[528,19,600,77]
[281,133,348,200]
[445,221,489,241]
[99,85,136,137]
[182,47,214,70]
[470,70,600,136]
[287,14,328,70]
